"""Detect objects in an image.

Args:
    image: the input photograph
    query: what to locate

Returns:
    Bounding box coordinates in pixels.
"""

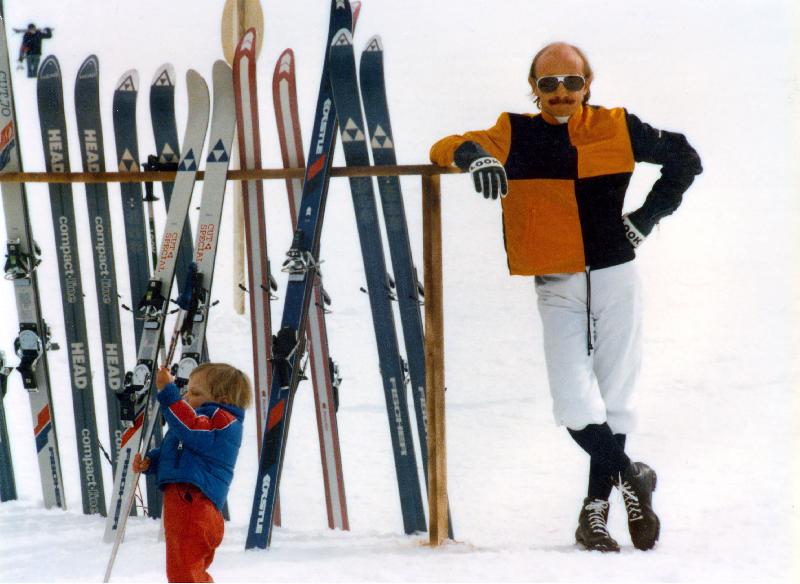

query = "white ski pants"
[535,261,642,434]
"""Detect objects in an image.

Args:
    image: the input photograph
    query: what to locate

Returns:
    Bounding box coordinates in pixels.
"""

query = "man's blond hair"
[191,362,252,409]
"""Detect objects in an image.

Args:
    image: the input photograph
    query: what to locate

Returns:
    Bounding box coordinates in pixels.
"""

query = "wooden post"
[222,0,264,315]
[422,174,448,545]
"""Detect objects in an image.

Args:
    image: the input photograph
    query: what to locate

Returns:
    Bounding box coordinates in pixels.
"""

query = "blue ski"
[359,36,454,538]
[245,0,352,550]
[329,28,426,534]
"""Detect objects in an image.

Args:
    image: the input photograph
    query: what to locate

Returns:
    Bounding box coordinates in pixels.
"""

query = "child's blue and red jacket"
[143,383,244,511]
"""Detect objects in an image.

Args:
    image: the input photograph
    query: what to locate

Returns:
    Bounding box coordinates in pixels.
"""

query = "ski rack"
[0,163,456,546]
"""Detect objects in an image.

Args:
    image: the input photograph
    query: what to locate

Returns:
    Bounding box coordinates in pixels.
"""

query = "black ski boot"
[575,498,620,552]
[617,462,660,550]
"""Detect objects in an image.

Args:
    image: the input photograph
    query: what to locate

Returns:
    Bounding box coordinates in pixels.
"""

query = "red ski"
[273,47,349,531]
[232,31,274,469]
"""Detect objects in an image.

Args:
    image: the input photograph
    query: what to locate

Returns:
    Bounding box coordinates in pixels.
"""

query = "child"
[133,363,251,582]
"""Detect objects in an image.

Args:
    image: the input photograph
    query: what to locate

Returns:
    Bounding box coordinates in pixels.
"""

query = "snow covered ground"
[1,0,799,581]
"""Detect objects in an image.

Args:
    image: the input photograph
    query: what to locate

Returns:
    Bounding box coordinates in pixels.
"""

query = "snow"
[1,0,799,582]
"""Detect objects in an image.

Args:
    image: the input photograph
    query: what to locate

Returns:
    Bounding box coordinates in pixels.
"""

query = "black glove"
[453,141,508,200]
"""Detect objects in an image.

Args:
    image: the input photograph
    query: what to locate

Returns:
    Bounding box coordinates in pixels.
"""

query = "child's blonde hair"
[190,363,252,409]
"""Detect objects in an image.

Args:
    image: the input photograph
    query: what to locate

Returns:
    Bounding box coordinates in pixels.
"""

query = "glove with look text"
[453,141,508,200]
[621,212,649,248]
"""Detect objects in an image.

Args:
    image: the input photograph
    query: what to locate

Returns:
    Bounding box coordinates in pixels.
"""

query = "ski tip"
[364,35,383,53]
[236,27,258,56]
[77,55,99,80]
[37,55,60,80]
[274,48,294,78]
[212,60,233,82]
[115,69,139,93]
[185,69,209,101]
[331,28,353,48]
[151,63,176,88]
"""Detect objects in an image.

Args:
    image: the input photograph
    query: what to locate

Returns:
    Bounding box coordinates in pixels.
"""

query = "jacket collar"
[196,401,244,421]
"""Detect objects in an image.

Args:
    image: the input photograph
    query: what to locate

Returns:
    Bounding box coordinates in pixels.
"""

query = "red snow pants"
[163,483,224,583]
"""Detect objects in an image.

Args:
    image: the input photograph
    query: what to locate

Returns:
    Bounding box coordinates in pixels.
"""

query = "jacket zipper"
[175,441,184,468]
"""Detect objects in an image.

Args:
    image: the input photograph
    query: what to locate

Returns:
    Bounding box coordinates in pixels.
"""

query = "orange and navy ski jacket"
[430,105,702,275]
[143,383,244,510]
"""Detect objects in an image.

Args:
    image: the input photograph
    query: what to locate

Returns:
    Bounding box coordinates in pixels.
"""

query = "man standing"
[19,23,52,78]
[430,42,701,552]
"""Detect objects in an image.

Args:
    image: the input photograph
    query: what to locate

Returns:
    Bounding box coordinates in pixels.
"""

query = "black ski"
[112,69,164,514]
[74,55,127,470]
[37,55,106,516]
[112,70,149,347]
[329,27,426,534]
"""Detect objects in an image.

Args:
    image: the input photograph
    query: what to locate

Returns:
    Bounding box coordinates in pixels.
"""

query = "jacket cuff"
[627,208,655,237]
[144,447,161,475]
[157,382,182,407]
[453,141,490,171]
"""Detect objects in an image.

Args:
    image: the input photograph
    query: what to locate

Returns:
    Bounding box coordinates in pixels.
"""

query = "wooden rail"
[0,162,459,545]
[0,164,462,184]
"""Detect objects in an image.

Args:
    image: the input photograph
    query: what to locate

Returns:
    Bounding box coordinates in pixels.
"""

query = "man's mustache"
[548,97,577,105]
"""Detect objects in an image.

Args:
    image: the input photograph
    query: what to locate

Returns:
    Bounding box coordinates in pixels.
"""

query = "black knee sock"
[568,424,630,501]
[588,433,627,500]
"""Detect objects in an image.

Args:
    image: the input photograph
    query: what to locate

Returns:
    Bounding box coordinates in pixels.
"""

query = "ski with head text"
[245,0,353,550]
[272,45,349,531]
[0,15,65,510]
[37,55,106,516]
[74,55,128,476]
[359,36,456,537]
[102,67,211,547]
[329,26,427,535]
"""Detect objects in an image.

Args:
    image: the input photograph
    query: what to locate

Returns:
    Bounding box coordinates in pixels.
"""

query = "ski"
[330,27,427,534]
[0,350,16,501]
[104,260,201,583]
[150,64,200,302]
[112,69,166,513]
[74,55,127,470]
[273,46,348,530]
[173,60,236,389]
[37,55,106,516]
[245,0,352,550]
[112,70,150,348]
[0,15,65,510]
[103,68,210,545]
[360,37,456,537]
[153,62,230,521]
[232,29,274,459]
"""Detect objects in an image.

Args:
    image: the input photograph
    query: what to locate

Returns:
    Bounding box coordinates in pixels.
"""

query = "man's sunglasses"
[535,74,586,93]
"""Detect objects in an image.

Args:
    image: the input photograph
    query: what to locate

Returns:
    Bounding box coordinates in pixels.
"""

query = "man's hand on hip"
[622,214,647,248]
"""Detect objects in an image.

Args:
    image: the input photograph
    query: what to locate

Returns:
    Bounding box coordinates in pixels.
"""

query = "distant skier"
[18,23,52,78]
[133,363,251,582]
[430,42,702,552]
